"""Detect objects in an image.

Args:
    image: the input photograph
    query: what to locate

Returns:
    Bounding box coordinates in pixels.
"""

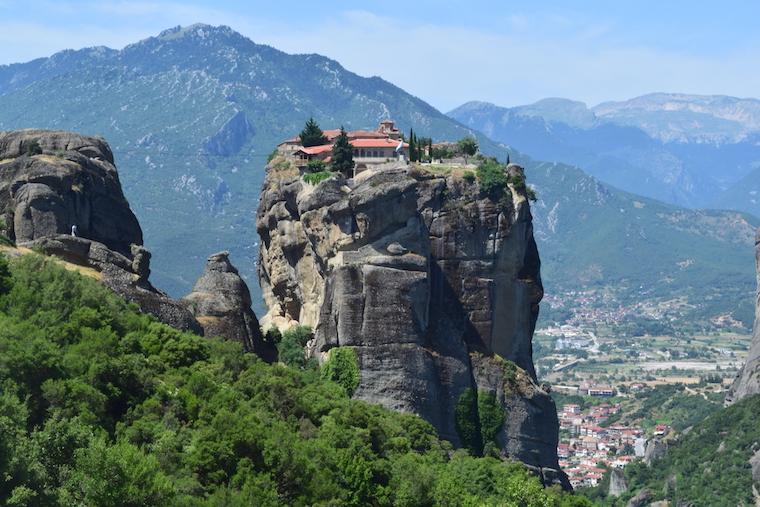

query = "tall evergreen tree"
[331,127,354,177]
[409,128,416,162]
[299,117,328,147]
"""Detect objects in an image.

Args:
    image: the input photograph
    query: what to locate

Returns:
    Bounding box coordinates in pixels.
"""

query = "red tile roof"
[350,138,406,149]
[299,145,333,155]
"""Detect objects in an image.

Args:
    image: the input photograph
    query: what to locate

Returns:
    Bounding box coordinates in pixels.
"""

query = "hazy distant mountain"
[449,97,760,212]
[594,93,760,143]
[0,24,755,323]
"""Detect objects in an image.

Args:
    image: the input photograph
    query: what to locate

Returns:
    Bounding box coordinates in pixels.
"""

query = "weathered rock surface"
[750,448,760,483]
[1,130,271,359]
[0,129,142,256]
[257,162,566,486]
[183,252,277,361]
[644,438,669,466]
[609,467,629,497]
[204,110,254,156]
[626,489,652,507]
[727,229,760,404]
[23,234,202,333]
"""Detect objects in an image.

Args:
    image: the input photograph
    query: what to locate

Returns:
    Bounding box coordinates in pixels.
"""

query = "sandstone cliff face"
[183,251,277,361]
[257,161,566,486]
[727,229,760,404]
[0,129,142,255]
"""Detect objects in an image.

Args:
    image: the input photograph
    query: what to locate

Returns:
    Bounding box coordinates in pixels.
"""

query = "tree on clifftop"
[299,117,328,147]
[457,137,478,164]
[332,127,354,177]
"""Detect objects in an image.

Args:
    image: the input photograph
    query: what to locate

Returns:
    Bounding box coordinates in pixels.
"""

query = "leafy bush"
[277,325,312,368]
[24,139,42,156]
[476,159,509,201]
[462,171,476,183]
[455,389,483,455]
[320,347,360,396]
[477,391,504,448]
[431,146,455,160]
[302,171,333,185]
[0,255,10,295]
[305,159,326,173]
[0,254,589,506]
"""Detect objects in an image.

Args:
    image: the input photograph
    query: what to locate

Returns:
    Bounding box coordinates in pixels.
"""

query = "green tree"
[305,159,327,173]
[409,128,417,162]
[457,137,478,163]
[299,117,328,147]
[331,127,355,177]
[455,389,482,455]
[59,439,175,506]
[321,347,360,396]
[24,139,42,156]
[278,325,313,368]
[0,254,11,294]
[477,390,504,448]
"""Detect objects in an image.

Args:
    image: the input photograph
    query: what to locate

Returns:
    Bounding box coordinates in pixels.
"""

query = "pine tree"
[299,117,328,147]
[506,153,511,165]
[331,127,354,177]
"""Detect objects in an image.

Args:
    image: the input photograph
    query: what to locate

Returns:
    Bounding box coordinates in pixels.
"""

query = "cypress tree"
[331,126,354,178]
[299,117,328,147]
[409,128,416,162]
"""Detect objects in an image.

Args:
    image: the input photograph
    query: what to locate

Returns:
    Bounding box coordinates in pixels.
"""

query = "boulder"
[626,489,652,507]
[183,252,277,362]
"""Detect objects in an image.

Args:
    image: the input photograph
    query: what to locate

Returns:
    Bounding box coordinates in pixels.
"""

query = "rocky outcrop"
[1,130,272,359]
[626,489,653,507]
[257,161,565,486]
[609,468,629,497]
[644,438,669,466]
[726,229,760,404]
[204,111,254,156]
[183,252,277,361]
[23,234,202,334]
[0,129,142,256]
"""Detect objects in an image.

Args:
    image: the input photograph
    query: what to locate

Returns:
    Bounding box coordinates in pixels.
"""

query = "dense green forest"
[585,393,760,506]
[0,251,592,506]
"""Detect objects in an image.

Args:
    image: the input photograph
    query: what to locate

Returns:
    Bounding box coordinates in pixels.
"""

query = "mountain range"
[449,96,760,214]
[0,24,755,325]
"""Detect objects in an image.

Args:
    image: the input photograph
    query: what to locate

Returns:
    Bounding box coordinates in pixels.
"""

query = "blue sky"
[1,1,759,111]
